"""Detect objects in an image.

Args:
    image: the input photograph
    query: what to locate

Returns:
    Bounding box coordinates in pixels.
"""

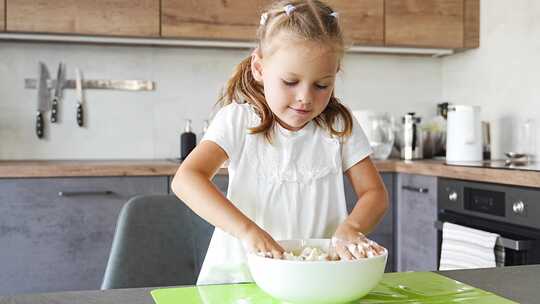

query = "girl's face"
[252,38,339,131]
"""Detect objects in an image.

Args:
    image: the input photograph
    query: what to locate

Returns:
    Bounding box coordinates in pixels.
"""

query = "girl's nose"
[297,87,314,105]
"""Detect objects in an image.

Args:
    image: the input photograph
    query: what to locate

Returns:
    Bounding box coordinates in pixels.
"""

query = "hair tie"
[329,12,339,18]
[260,12,269,25]
[284,4,296,16]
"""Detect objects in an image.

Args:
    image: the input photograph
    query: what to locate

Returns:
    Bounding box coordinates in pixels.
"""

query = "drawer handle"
[58,190,114,197]
[402,185,428,193]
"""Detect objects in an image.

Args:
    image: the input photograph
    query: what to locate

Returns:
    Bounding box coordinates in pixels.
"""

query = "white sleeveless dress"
[197,102,372,285]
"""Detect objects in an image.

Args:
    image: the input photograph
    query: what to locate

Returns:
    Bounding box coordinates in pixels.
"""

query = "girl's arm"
[171,140,284,258]
[343,156,388,233]
[333,156,389,259]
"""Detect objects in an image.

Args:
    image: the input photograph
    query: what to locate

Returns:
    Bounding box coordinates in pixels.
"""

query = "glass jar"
[353,111,395,160]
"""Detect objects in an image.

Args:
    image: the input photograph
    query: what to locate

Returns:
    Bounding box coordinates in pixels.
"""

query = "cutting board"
[151,272,516,304]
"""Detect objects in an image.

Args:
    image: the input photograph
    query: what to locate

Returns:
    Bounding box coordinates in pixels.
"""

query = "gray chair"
[101,195,214,289]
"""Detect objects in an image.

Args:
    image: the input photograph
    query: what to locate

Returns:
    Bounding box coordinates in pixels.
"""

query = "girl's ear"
[251,50,264,82]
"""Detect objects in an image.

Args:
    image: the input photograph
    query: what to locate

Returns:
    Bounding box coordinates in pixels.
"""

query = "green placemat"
[151,272,517,304]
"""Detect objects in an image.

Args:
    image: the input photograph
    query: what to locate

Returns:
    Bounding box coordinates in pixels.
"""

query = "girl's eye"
[282,80,298,86]
[315,84,329,90]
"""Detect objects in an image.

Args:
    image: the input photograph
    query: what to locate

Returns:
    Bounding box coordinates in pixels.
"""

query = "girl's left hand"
[331,221,386,260]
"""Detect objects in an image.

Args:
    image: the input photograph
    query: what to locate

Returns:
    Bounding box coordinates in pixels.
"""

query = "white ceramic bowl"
[247,239,387,304]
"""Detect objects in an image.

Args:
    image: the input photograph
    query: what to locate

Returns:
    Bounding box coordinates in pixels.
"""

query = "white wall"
[0,41,441,159]
[2,1,538,161]
[442,0,540,160]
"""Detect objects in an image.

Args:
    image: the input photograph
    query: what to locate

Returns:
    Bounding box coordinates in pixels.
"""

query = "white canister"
[446,105,483,162]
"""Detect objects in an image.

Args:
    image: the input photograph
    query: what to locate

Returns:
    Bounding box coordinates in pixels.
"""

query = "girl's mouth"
[289,107,311,115]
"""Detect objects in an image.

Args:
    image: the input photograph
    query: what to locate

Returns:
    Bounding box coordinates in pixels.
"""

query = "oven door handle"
[434,221,534,251]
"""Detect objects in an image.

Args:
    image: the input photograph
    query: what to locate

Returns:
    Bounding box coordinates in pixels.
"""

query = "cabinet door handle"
[58,190,114,197]
[402,185,429,193]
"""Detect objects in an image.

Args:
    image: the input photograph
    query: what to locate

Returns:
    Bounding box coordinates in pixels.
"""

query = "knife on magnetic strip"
[36,62,50,139]
[75,68,84,127]
[50,62,64,123]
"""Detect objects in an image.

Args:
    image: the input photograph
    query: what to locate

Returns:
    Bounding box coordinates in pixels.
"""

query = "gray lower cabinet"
[0,176,168,295]
[212,175,229,195]
[344,173,394,272]
[395,173,438,272]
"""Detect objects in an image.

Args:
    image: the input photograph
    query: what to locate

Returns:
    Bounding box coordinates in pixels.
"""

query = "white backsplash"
[441,0,540,160]
[0,42,441,159]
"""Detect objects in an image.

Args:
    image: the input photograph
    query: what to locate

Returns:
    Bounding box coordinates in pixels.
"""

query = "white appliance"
[446,105,482,162]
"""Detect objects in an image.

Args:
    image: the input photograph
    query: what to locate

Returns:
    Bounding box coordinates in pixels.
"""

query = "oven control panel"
[438,178,540,229]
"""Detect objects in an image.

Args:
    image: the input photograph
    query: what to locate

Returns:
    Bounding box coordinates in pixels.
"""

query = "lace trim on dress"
[245,110,341,184]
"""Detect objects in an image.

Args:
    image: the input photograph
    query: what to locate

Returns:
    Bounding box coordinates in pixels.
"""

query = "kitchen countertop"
[0,159,539,188]
[0,265,537,303]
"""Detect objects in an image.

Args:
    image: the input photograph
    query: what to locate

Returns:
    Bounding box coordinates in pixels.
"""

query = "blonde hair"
[218,0,353,140]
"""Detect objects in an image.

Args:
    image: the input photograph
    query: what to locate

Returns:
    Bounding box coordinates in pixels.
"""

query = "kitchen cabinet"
[212,175,229,195]
[162,0,270,40]
[0,176,168,295]
[0,0,5,31]
[163,0,475,48]
[3,0,479,51]
[385,0,480,49]
[344,173,394,272]
[321,0,384,45]
[162,0,384,45]
[6,0,159,37]
[395,173,438,272]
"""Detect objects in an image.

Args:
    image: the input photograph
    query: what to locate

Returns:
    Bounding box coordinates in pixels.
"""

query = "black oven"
[437,178,540,267]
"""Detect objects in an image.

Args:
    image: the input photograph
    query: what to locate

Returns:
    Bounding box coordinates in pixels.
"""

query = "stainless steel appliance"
[401,112,423,160]
[437,178,540,267]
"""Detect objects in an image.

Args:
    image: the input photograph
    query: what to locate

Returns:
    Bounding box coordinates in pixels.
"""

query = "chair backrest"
[101,195,214,289]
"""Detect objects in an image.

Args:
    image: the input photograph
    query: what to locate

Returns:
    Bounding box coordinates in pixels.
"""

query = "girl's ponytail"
[218,55,275,140]
[219,55,267,108]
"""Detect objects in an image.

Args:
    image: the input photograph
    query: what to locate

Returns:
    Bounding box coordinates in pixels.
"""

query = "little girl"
[172,0,388,285]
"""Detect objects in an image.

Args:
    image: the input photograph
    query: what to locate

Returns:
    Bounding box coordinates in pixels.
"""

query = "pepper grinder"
[180,119,196,160]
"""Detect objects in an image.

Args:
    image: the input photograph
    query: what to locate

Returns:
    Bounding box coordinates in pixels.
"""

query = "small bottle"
[180,119,196,160]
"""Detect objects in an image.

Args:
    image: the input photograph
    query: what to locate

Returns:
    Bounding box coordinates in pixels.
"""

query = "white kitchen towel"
[439,222,501,270]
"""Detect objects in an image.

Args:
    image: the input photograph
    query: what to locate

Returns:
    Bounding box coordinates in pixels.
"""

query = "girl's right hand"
[241,223,284,259]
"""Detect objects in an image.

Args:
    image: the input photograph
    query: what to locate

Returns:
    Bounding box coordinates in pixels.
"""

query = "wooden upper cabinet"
[2,0,478,50]
[1,0,5,31]
[162,0,383,45]
[162,0,272,40]
[327,0,384,46]
[6,0,159,37]
[463,0,480,48]
[385,0,478,49]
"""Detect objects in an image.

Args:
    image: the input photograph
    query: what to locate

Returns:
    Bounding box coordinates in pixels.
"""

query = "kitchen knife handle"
[77,103,84,127]
[51,97,59,123]
[36,112,44,139]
